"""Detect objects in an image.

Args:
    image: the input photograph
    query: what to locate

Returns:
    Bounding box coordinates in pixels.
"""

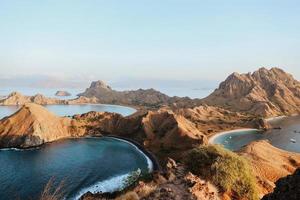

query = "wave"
[0,147,40,151]
[72,172,135,200]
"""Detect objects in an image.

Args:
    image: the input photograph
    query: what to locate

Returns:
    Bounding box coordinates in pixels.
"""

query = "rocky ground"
[262,169,300,200]
[81,158,220,200]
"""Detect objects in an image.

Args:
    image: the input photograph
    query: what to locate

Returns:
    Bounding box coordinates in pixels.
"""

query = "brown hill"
[78,80,199,108]
[0,103,83,148]
[202,67,300,117]
[239,140,300,195]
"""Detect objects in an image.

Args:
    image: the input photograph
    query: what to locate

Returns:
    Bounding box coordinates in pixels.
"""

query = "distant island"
[55,90,71,96]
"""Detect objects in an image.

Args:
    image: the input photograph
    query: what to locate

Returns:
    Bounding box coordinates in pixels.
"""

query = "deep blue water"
[211,117,300,153]
[0,104,136,120]
[0,137,152,200]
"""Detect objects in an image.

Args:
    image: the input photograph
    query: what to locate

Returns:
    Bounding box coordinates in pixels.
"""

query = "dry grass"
[184,145,259,200]
[39,178,65,200]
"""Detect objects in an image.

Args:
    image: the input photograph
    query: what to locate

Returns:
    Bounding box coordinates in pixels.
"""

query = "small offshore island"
[55,90,72,96]
[1,67,300,200]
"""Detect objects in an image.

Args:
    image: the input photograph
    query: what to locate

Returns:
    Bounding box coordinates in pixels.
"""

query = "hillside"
[78,80,199,108]
[0,103,83,148]
[239,140,300,195]
[202,67,300,117]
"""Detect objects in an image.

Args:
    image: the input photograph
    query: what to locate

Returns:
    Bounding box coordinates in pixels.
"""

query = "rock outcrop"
[202,67,300,117]
[0,103,84,148]
[239,140,300,196]
[78,80,200,108]
[74,108,207,157]
[262,168,300,200]
[55,91,71,96]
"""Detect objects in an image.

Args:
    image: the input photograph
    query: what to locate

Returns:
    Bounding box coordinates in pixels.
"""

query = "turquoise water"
[0,104,136,120]
[211,130,264,151]
[0,137,152,200]
[211,118,300,153]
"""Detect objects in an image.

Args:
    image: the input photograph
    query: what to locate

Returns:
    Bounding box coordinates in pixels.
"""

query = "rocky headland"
[0,103,85,148]
[0,91,98,106]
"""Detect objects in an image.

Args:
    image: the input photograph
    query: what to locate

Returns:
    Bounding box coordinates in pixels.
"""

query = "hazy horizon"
[1,1,300,87]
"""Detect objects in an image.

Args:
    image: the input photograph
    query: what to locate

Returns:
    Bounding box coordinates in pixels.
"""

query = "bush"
[184,145,258,200]
[122,169,142,189]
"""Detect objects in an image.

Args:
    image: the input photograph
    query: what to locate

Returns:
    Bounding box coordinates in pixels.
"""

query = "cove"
[210,116,300,153]
[0,137,153,200]
[0,104,136,120]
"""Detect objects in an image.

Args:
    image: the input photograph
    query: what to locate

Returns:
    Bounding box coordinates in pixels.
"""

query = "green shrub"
[184,145,258,200]
[122,169,142,189]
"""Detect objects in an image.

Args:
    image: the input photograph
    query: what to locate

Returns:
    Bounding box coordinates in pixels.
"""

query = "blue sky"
[0,0,300,84]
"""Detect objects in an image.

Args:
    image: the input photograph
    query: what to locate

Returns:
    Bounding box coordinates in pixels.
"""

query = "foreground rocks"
[81,158,220,200]
[262,168,300,200]
[203,67,300,117]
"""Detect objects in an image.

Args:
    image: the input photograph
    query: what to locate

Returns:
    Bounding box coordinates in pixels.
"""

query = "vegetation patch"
[184,145,258,200]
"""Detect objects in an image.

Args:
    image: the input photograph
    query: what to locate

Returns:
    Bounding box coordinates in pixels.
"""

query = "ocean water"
[0,137,152,200]
[0,87,84,100]
[0,104,136,120]
[0,86,213,100]
[211,116,300,153]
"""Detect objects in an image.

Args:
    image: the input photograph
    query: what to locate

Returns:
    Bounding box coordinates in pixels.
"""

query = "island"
[55,90,71,96]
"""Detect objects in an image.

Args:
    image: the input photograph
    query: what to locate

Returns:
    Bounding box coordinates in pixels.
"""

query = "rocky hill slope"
[78,80,199,108]
[262,168,300,200]
[202,67,300,117]
[0,103,263,155]
[0,103,84,148]
[239,140,300,195]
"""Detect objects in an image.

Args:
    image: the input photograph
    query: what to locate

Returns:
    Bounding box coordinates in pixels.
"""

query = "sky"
[0,0,300,87]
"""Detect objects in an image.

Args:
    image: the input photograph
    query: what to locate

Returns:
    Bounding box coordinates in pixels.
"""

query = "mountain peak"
[90,80,112,90]
[203,67,300,117]
[0,103,74,148]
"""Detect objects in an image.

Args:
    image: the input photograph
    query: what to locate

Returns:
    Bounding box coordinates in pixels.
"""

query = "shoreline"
[208,128,259,144]
[0,135,160,172]
[208,115,298,145]
[105,135,160,172]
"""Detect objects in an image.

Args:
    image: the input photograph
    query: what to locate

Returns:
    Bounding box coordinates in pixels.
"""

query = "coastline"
[105,135,160,172]
[208,128,259,144]
[0,136,160,173]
